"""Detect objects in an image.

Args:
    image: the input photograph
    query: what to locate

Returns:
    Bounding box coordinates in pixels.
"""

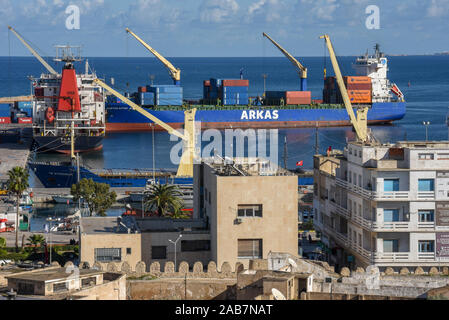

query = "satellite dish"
[287,258,297,269]
[271,288,286,300]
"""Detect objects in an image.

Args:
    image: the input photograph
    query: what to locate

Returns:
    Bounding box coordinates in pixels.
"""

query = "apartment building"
[314,141,449,271]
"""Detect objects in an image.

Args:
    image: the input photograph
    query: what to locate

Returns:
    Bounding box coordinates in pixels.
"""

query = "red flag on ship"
[296,161,304,166]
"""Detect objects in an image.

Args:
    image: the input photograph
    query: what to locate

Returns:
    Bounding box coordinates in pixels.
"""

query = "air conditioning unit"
[234,218,243,225]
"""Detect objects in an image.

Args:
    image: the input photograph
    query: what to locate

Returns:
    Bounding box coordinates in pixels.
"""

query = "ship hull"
[33,135,104,154]
[105,102,406,132]
[28,162,193,188]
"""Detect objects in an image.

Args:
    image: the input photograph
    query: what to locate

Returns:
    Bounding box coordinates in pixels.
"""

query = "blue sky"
[0,0,448,57]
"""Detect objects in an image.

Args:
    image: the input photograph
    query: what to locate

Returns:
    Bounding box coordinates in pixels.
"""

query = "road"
[1,231,77,247]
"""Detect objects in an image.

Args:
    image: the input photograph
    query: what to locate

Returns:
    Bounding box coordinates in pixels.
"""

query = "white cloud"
[199,0,239,23]
[427,0,449,17]
[300,0,339,21]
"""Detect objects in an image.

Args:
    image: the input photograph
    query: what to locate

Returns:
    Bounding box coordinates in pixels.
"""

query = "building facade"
[194,157,298,269]
[314,141,449,271]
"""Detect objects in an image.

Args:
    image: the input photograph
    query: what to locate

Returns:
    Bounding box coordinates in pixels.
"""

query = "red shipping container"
[346,83,372,90]
[138,86,147,93]
[285,91,311,98]
[18,117,32,124]
[286,97,312,105]
[203,80,211,87]
[312,99,323,104]
[221,79,249,87]
[0,117,11,124]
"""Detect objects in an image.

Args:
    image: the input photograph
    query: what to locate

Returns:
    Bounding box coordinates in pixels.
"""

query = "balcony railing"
[373,252,410,262]
[335,178,436,201]
[418,252,435,260]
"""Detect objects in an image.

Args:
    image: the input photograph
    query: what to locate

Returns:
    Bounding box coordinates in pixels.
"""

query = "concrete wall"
[72,273,127,300]
[128,278,236,300]
[80,233,142,271]
[140,231,211,271]
[209,173,298,269]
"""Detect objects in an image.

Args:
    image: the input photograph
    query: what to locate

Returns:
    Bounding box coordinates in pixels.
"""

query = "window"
[181,240,211,252]
[353,173,357,185]
[358,234,362,246]
[53,282,68,292]
[95,248,121,262]
[383,239,399,253]
[418,210,434,222]
[384,209,399,222]
[126,248,132,255]
[151,246,167,259]
[358,175,362,187]
[418,240,434,253]
[348,171,352,183]
[418,179,434,192]
[81,277,97,287]
[238,239,263,259]
[384,179,399,192]
[418,153,434,160]
[237,204,262,217]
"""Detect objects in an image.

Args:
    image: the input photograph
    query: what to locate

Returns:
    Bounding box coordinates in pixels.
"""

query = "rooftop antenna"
[283,136,288,169]
[271,288,286,300]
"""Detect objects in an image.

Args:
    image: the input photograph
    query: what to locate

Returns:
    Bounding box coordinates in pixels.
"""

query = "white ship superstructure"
[352,44,404,103]
[32,46,105,153]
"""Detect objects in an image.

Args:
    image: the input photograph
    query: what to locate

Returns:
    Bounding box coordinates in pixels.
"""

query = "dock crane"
[263,32,307,91]
[92,78,196,176]
[320,34,371,143]
[126,28,181,85]
[8,26,58,75]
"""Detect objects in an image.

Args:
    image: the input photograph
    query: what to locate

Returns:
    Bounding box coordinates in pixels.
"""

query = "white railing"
[417,191,435,199]
[372,221,410,230]
[373,191,410,200]
[336,178,436,201]
[373,252,410,262]
[418,252,435,260]
[417,222,435,229]
[329,201,350,219]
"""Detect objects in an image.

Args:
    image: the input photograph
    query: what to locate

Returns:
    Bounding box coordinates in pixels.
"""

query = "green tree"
[7,166,29,252]
[71,178,116,216]
[145,184,184,217]
[27,234,46,253]
[0,237,6,257]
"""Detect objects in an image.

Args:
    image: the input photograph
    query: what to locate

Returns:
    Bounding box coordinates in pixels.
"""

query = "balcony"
[373,252,410,263]
[335,178,436,201]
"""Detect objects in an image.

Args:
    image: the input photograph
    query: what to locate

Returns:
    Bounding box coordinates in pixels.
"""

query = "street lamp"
[168,234,182,271]
[423,121,430,141]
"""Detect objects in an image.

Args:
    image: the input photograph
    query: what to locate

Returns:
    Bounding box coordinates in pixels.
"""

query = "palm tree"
[145,184,184,217]
[27,234,46,253]
[7,166,29,252]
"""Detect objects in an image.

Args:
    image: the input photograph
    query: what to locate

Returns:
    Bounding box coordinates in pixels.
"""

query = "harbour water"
[1,55,449,223]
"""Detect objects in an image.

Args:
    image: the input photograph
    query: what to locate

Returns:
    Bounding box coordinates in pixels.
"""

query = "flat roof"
[6,268,102,282]
[81,216,139,235]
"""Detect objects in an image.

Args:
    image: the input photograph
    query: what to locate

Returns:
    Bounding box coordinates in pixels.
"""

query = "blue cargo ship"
[105,46,406,132]
[105,101,406,132]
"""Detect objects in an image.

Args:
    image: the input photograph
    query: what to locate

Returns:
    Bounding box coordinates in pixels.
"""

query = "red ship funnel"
[58,66,81,112]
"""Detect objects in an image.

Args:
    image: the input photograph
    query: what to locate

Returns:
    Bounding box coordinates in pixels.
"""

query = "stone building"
[194,157,298,269]
[314,141,449,271]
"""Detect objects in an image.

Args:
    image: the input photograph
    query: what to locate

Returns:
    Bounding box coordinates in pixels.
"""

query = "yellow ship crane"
[8,26,58,75]
[263,32,307,91]
[320,34,371,143]
[93,78,196,176]
[126,28,181,85]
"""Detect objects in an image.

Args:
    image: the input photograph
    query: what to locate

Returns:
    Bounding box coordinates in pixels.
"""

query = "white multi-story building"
[313,140,449,271]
